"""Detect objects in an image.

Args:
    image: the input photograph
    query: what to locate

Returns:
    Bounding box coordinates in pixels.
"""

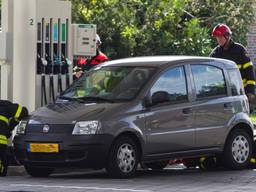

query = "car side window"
[227,69,244,96]
[150,66,188,104]
[191,65,227,99]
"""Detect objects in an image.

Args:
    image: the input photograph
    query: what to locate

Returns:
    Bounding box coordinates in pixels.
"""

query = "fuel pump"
[47,18,55,103]
[1,0,74,111]
[37,18,48,106]
[35,0,72,108]
[61,18,72,88]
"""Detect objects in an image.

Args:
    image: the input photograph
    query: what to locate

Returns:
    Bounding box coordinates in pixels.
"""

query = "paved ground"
[1,165,256,192]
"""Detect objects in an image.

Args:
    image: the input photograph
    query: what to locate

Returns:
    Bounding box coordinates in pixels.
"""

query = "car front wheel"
[224,129,252,170]
[106,136,139,178]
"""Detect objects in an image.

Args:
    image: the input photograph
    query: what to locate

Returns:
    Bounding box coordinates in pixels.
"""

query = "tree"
[186,0,255,47]
[72,0,214,58]
[72,0,254,59]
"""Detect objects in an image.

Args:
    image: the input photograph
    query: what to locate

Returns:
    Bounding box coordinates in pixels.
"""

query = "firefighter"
[0,100,28,176]
[198,24,256,170]
[210,24,256,110]
[74,34,108,79]
[89,34,108,67]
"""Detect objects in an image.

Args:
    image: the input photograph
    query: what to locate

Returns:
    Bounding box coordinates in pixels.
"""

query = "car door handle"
[152,120,159,124]
[224,102,233,109]
[182,108,192,114]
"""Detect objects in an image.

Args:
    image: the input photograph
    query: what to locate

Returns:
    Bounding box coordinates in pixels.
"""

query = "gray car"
[14,56,255,178]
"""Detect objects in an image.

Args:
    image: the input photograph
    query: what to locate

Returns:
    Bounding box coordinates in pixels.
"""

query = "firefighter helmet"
[212,24,232,37]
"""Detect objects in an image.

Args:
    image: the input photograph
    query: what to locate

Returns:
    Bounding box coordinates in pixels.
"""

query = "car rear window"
[191,65,227,99]
[227,69,244,96]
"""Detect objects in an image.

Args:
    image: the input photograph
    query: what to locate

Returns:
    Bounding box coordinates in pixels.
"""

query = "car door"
[144,65,196,155]
[190,63,235,148]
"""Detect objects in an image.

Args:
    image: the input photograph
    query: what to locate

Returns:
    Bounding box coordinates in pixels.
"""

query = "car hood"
[29,100,121,124]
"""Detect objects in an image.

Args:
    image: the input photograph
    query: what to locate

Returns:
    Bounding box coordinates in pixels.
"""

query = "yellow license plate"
[29,143,59,153]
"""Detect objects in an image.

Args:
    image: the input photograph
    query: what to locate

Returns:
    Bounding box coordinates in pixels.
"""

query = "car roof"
[101,56,237,69]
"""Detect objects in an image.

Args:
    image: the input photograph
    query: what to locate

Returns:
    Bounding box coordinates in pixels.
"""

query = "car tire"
[223,129,252,170]
[24,165,54,177]
[145,161,169,170]
[106,136,139,178]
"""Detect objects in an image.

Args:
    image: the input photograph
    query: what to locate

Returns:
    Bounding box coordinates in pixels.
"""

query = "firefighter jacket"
[0,100,28,145]
[90,50,108,65]
[76,50,108,73]
[210,40,256,94]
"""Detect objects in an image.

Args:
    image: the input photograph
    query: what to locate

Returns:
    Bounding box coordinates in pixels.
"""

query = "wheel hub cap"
[117,143,136,173]
[231,135,249,164]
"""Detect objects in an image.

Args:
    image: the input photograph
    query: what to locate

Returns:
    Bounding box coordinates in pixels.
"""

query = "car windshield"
[61,66,156,102]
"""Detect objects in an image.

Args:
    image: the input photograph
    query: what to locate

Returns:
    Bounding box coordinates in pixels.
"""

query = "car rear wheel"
[106,136,139,178]
[223,129,252,170]
[145,161,169,170]
[24,164,54,177]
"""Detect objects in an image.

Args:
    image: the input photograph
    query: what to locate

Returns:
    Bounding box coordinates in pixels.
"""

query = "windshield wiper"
[78,96,115,103]
[58,96,84,102]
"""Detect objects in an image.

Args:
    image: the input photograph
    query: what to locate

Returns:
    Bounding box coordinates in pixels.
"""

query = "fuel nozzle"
[45,54,53,74]
[53,55,62,74]
[61,54,72,74]
[54,56,61,65]
[41,58,48,66]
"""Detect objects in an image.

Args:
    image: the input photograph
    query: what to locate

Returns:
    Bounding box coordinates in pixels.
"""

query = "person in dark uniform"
[0,100,28,176]
[197,24,256,170]
[210,24,256,110]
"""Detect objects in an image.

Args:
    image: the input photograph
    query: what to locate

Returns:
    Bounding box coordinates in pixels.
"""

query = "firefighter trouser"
[0,144,8,176]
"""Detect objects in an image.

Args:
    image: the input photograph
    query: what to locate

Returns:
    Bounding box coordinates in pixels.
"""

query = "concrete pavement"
[1,165,256,192]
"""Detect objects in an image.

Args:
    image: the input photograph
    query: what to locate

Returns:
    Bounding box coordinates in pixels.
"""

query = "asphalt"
[7,166,27,176]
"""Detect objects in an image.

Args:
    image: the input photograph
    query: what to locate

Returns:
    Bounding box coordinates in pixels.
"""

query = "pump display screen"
[37,23,41,41]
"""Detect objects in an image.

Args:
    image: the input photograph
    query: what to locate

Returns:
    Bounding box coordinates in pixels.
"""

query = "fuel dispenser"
[36,13,72,107]
[0,0,72,111]
[0,0,97,112]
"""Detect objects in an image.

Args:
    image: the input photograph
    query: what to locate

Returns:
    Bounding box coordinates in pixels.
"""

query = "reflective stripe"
[199,157,206,163]
[199,157,205,170]
[243,62,253,69]
[237,64,242,69]
[250,158,256,164]
[94,84,101,90]
[0,166,3,174]
[246,80,256,85]
[0,135,7,140]
[245,80,256,87]
[104,78,109,89]
[14,105,22,119]
[0,160,3,174]
[0,115,9,125]
[0,135,7,145]
[0,139,7,145]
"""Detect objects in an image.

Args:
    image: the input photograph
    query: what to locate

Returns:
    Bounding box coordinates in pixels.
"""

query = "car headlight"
[16,120,28,135]
[72,121,100,135]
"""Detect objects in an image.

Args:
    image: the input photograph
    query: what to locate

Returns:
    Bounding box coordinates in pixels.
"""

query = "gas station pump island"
[0,0,97,112]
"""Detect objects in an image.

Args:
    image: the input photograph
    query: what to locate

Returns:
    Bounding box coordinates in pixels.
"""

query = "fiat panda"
[14,56,254,178]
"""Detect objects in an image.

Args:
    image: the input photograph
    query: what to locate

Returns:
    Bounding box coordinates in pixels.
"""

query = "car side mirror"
[143,94,152,107]
[152,91,169,105]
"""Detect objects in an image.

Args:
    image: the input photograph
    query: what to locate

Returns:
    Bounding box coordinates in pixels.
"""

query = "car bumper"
[13,134,114,169]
